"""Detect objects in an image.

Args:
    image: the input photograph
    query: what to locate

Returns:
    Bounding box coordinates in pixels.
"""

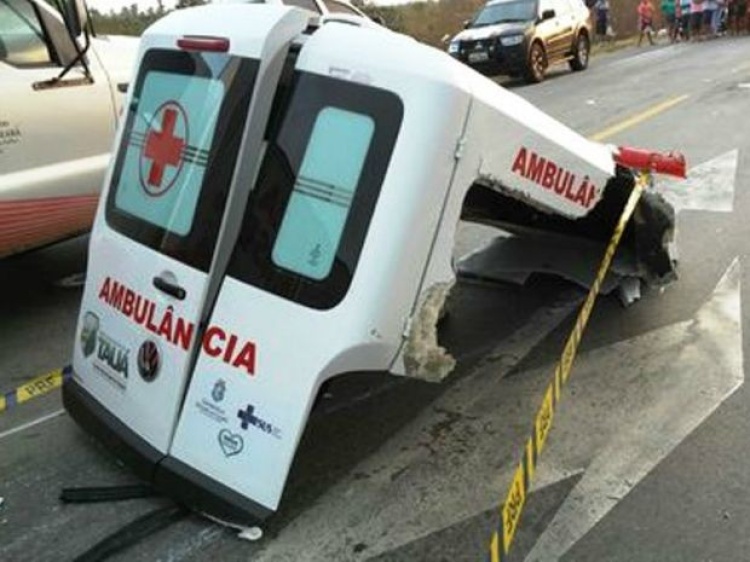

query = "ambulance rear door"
[72,6,312,455]
[168,55,406,515]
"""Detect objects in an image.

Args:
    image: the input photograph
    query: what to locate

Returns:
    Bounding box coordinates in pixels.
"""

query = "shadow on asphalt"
[270,274,581,539]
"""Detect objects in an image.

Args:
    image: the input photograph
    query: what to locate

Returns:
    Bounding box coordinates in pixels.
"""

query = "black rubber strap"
[60,484,156,503]
[72,504,189,562]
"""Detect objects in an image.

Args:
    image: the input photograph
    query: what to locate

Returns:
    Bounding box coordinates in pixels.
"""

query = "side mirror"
[541,8,556,20]
[463,19,471,29]
[65,0,89,37]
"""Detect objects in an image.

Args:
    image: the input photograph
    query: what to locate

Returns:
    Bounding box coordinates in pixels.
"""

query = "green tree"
[175,0,207,7]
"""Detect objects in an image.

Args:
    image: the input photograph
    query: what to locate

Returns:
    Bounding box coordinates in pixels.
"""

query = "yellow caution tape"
[488,174,649,561]
[0,366,72,414]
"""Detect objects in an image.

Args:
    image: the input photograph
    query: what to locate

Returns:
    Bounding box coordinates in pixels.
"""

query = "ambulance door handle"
[153,275,186,300]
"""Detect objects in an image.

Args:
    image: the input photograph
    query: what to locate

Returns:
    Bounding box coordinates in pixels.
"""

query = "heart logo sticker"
[218,429,244,457]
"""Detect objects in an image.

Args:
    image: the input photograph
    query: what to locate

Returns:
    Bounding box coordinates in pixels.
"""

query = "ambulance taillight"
[176,36,230,52]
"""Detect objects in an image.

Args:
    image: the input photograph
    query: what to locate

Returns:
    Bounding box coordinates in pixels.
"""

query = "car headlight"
[500,35,524,46]
[448,41,460,54]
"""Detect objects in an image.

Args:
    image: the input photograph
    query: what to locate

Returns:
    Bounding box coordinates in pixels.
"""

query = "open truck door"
[64,2,680,528]
[0,0,114,256]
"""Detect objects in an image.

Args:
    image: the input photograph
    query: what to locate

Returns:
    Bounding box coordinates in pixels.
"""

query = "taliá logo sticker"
[217,429,244,457]
[80,311,129,390]
[80,311,100,358]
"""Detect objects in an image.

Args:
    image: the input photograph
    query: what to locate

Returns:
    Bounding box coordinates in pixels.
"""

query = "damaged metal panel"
[403,281,457,382]
[394,163,677,382]
[460,166,677,287]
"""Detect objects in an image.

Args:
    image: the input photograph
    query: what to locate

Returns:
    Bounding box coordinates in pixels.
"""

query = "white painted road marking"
[245,294,585,562]
[0,408,65,440]
[243,260,742,561]
[655,150,738,213]
[524,259,743,561]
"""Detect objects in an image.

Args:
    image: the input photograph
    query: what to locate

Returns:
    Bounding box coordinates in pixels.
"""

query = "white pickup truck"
[0,0,138,258]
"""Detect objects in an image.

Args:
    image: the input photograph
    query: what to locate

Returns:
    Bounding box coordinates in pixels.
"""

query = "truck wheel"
[569,33,590,71]
[525,42,547,83]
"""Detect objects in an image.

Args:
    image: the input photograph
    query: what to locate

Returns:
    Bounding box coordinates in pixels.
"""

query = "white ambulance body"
[0,0,138,258]
[64,3,675,525]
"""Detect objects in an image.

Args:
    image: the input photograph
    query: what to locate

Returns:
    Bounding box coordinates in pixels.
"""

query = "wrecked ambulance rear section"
[392,59,676,382]
[63,4,677,525]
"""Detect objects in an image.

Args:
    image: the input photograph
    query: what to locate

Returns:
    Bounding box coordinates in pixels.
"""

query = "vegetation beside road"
[90,0,643,50]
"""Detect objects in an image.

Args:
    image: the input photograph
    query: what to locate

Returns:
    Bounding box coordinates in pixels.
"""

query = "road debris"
[238,526,264,542]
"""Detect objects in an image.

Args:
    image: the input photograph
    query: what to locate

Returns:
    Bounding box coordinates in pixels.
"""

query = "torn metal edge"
[403,281,457,382]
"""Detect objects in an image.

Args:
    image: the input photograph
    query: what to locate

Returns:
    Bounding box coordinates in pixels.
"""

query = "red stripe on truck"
[0,194,99,257]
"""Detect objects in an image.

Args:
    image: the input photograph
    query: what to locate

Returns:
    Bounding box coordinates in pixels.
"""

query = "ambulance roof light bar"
[613,146,687,179]
[177,36,230,52]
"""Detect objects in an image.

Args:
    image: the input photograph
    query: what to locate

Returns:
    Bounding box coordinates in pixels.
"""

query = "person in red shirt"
[638,0,656,44]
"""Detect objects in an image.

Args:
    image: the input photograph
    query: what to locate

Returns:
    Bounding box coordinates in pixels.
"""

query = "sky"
[87,0,415,13]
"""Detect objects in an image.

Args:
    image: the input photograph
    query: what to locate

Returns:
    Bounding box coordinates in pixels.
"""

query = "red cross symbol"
[144,106,186,188]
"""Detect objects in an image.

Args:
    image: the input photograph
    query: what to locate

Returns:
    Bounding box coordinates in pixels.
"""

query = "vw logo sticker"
[137,340,161,382]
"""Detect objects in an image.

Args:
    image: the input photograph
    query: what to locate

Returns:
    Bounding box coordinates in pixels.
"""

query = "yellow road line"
[589,94,689,142]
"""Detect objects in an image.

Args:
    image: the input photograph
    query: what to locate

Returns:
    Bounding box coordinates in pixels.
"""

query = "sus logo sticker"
[237,404,282,439]
[218,429,244,457]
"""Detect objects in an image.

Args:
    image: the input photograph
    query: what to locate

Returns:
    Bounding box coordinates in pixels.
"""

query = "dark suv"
[447,0,591,83]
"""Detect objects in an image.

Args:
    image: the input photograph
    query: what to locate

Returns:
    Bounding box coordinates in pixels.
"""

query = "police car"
[63,1,678,529]
[0,0,138,258]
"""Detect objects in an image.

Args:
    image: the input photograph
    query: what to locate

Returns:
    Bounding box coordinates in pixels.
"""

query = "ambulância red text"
[511,146,599,209]
[98,277,256,375]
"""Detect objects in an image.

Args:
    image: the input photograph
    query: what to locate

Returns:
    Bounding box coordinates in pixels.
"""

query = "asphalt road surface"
[2,36,750,562]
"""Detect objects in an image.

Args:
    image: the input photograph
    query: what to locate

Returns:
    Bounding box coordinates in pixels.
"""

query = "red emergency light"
[177,36,230,53]
[614,146,687,179]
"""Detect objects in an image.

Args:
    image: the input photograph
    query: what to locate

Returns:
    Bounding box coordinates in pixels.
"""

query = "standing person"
[661,0,678,40]
[703,0,717,36]
[680,0,692,39]
[638,0,656,44]
[691,0,705,37]
[594,0,610,42]
[727,0,745,33]
[712,0,726,34]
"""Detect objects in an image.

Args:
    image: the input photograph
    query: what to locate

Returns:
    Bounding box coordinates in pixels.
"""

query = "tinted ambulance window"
[105,49,258,272]
[272,108,375,280]
[227,72,403,310]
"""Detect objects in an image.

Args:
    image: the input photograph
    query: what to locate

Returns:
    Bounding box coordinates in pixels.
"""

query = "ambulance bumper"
[62,375,273,526]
